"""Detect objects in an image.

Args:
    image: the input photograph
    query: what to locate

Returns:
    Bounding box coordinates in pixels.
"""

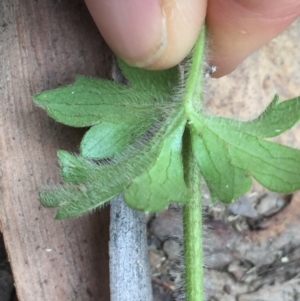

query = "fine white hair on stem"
[165,201,211,301]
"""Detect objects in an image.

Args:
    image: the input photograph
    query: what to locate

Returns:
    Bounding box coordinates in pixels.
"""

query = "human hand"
[84,0,300,77]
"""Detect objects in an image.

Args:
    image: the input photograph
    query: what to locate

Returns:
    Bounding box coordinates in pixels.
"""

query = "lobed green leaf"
[35,57,300,218]
[41,109,185,218]
[191,125,251,203]
[34,76,165,127]
[80,112,160,160]
[58,151,106,184]
[191,96,300,203]
[124,118,189,212]
[244,95,300,138]
[117,59,179,100]
[40,182,122,219]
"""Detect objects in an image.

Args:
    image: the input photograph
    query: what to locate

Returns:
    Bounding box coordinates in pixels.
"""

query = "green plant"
[33,27,300,301]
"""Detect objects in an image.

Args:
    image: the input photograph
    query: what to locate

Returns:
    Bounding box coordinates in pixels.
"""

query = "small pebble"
[148,250,164,272]
[163,239,181,261]
[256,193,287,217]
[223,284,232,294]
[229,196,258,218]
[149,208,183,241]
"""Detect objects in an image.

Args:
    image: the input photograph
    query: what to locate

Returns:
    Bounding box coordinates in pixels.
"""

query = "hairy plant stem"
[183,142,203,301]
[184,27,206,114]
[183,27,206,301]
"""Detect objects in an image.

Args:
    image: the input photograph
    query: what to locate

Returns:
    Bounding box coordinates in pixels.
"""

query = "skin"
[84,0,300,77]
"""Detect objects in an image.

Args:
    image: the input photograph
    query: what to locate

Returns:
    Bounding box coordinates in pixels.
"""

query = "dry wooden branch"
[110,197,153,301]
[109,62,153,301]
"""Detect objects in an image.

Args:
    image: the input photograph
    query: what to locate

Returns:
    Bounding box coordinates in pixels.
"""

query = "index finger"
[207,0,300,77]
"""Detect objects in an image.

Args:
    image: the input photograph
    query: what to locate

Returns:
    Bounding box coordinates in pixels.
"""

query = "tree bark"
[0,1,112,300]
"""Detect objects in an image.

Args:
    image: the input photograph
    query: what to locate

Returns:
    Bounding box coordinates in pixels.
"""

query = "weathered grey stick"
[110,196,153,301]
[109,62,153,301]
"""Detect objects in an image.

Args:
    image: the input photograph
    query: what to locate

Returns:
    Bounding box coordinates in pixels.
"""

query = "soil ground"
[149,191,300,301]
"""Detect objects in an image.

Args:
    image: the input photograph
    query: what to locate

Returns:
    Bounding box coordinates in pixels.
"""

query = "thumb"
[84,0,206,69]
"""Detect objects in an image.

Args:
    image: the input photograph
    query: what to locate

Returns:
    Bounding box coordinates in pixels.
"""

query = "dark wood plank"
[0,1,112,300]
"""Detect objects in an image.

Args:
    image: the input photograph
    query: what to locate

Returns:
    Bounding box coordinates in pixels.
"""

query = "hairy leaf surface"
[34,76,169,127]
[124,119,189,212]
[40,109,186,218]
[34,58,300,219]
[118,59,179,100]
[80,112,160,159]
[191,95,300,203]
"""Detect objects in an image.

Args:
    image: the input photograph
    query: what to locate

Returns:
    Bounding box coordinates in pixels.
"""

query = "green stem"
[183,144,203,301]
[183,27,206,301]
[184,27,206,113]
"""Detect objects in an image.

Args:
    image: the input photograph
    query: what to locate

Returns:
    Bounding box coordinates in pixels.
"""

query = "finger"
[84,0,206,70]
[207,0,300,77]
